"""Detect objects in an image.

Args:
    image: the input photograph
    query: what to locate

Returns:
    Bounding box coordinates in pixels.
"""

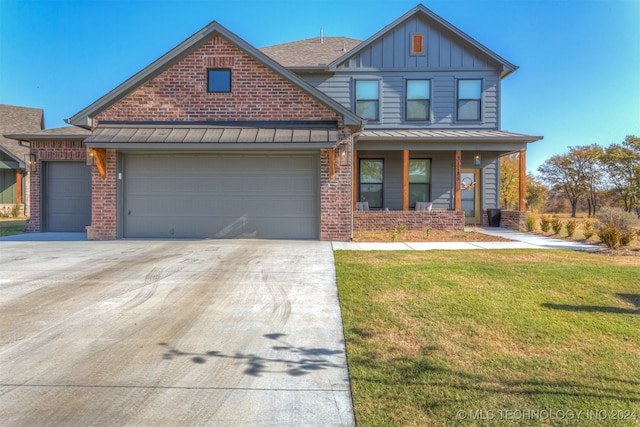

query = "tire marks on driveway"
[0,239,354,426]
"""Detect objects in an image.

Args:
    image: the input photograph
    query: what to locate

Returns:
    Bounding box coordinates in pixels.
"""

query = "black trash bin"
[487,209,501,227]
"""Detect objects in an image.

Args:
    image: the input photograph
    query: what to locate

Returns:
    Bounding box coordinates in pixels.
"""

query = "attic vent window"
[207,69,231,93]
[411,33,424,56]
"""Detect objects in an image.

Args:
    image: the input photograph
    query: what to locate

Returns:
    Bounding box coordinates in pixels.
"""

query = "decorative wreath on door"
[461,177,476,191]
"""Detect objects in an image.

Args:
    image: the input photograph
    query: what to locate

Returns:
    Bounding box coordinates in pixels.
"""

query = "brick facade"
[97,35,341,124]
[353,210,465,232]
[84,33,354,241]
[498,210,526,231]
[320,141,353,241]
[26,140,87,232]
[86,149,117,240]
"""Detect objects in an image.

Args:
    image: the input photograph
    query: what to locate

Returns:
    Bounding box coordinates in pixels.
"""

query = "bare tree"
[538,145,602,217]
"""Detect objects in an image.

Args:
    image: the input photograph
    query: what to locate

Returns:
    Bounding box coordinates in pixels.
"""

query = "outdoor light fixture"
[474,152,481,166]
[339,144,349,166]
[86,147,95,166]
[25,153,36,172]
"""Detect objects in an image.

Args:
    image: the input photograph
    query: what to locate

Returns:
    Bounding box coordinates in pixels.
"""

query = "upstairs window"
[355,80,379,121]
[409,159,431,208]
[411,33,424,55]
[359,159,383,208]
[457,79,482,120]
[406,80,430,121]
[207,69,231,93]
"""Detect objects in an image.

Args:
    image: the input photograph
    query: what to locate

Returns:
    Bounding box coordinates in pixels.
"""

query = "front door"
[460,169,480,225]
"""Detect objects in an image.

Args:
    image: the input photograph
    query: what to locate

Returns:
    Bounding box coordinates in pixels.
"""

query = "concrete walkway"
[332,227,601,251]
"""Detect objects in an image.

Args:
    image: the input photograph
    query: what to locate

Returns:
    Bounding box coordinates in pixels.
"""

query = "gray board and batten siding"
[300,15,503,130]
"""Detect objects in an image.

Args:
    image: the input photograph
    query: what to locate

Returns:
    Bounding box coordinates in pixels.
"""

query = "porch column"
[454,150,461,210]
[16,169,22,205]
[352,147,358,210]
[519,150,526,212]
[402,150,409,211]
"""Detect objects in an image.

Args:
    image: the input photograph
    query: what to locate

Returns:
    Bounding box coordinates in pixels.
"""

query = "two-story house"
[263,4,542,231]
[8,4,541,240]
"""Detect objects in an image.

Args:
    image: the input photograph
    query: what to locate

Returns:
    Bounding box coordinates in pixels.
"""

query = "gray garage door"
[45,162,92,232]
[123,153,319,239]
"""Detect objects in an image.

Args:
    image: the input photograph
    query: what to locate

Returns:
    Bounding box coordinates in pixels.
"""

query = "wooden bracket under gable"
[91,148,107,179]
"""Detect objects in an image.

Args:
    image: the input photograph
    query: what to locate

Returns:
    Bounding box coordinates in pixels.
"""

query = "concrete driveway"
[0,239,354,426]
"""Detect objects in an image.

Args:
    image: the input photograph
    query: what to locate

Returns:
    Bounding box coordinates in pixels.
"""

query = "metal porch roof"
[358,129,542,143]
[84,125,340,149]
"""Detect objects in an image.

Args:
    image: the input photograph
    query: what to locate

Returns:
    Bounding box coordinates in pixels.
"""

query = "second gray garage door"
[45,161,91,232]
[123,153,319,239]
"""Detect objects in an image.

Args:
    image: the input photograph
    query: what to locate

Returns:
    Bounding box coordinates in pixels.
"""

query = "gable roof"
[328,4,518,78]
[5,126,90,141]
[0,104,44,162]
[66,22,363,128]
[260,37,362,69]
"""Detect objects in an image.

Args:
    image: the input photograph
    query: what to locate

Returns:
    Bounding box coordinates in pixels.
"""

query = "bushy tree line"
[533,135,640,217]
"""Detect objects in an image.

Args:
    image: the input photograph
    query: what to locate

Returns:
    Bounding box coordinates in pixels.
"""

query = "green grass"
[0,219,26,236]
[335,250,640,426]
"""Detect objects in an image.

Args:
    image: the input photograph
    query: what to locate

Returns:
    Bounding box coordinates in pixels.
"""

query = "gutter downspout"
[350,128,365,240]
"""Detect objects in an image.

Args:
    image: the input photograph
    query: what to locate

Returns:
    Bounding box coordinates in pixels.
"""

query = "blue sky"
[1,0,638,173]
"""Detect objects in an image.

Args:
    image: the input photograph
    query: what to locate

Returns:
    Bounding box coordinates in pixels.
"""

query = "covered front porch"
[0,147,26,217]
[351,130,542,232]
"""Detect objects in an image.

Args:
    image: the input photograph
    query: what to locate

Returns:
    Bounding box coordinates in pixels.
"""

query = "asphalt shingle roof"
[0,104,43,161]
[260,37,361,68]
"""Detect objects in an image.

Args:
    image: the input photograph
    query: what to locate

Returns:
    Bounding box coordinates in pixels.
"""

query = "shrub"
[540,214,553,233]
[583,218,596,239]
[11,204,20,218]
[525,213,538,232]
[620,231,634,246]
[598,225,621,249]
[594,207,639,249]
[566,219,578,237]
[551,216,563,234]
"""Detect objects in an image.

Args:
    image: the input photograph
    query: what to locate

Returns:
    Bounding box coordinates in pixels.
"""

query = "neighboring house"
[4,126,91,231]
[0,104,44,217]
[8,4,541,240]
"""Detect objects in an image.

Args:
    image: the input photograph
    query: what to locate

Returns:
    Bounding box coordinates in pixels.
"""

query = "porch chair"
[415,202,433,212]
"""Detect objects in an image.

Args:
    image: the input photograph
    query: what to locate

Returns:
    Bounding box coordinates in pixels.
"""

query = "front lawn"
[335,250,640,426]
[0,219,26,236]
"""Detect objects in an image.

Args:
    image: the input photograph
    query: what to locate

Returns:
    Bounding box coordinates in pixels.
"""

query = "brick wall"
[320,137,352,241]
[89,32,353,240]
[26,140,86,232]
[86,149,117,240]
[97,35,341,124]
[500,210,526,230]
[353,210,465,232]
